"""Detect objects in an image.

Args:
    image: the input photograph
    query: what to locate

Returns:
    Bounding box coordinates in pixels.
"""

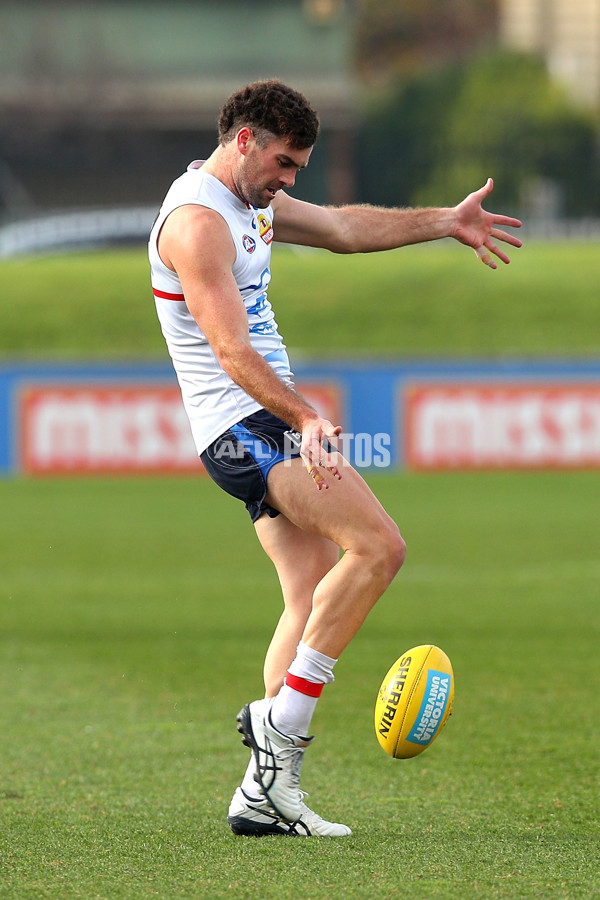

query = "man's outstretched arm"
[272,178,522,268]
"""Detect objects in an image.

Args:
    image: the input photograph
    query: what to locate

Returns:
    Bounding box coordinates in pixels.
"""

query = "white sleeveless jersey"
[148,160,293,455]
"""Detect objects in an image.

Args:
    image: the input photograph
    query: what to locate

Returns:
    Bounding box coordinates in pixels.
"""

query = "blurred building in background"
[0,0,356,224]
[500,0,600,108]
[1,0,599,255]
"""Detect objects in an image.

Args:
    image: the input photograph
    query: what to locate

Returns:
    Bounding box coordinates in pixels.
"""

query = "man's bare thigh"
[265,455,397,549]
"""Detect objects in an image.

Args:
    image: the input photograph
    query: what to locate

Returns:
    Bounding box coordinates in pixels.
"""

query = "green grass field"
[0,240,598,359]
[1,472,599,899]
[1,243,598,897]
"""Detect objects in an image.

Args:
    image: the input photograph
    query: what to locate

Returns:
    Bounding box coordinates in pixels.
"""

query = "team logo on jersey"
[242,234,256,253]
[258,214,274,245]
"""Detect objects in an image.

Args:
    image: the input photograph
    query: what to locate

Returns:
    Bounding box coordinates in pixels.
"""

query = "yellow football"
[374,644,454,759]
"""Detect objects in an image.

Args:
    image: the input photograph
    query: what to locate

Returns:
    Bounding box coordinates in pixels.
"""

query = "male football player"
[149,79,521,836]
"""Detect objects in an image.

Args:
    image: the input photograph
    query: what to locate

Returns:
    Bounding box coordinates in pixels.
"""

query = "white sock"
[270,641,338,737]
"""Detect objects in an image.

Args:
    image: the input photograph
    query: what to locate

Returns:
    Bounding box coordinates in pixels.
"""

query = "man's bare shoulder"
[159,204,234,271]
[163,203,228,234]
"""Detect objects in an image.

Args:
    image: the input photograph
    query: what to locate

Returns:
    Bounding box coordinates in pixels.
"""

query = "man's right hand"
[300,417,343,490]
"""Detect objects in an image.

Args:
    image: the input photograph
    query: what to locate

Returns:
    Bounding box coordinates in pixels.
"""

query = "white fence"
[0,207,158,259]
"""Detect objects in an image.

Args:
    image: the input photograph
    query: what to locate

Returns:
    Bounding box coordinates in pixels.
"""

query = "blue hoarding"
[2,358,600,475]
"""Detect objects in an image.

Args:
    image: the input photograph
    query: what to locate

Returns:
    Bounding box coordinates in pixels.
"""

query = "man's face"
[233,131,312,208]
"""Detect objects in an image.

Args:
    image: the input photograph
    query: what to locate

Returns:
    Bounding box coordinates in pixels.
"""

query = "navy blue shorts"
[200,409,302,523]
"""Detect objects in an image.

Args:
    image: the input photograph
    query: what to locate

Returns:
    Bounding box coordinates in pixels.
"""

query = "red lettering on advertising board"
[20,387,203,474]
[405,384,600,469]
[19,381,343,475]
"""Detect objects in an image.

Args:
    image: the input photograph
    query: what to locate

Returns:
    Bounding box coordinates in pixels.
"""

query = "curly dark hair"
[218,80,320,149]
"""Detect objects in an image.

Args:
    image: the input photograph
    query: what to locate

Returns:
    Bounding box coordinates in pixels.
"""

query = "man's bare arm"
[272,178,522,268]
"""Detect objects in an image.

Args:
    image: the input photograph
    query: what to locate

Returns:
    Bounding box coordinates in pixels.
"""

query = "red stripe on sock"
[285,672,324,697]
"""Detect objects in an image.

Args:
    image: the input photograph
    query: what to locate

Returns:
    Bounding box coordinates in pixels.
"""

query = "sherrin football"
[375,644,454,759]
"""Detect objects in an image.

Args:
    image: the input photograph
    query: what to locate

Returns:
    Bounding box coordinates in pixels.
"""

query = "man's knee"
[363,523,406,585]
[381,526,407,581]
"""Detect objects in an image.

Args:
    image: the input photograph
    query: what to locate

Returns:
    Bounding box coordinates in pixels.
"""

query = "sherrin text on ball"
[375,644,454,759]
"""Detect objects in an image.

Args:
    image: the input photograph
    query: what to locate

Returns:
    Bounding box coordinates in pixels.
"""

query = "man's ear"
[236,127,253,156]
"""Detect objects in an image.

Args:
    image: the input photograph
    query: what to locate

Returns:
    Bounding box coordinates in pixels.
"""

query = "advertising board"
[18,380,342,475]
[1,360,599,475]
[405,384,600,470]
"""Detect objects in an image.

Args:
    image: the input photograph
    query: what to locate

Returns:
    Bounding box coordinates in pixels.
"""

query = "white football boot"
[227,787,352,836]
[236,698,313,823]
